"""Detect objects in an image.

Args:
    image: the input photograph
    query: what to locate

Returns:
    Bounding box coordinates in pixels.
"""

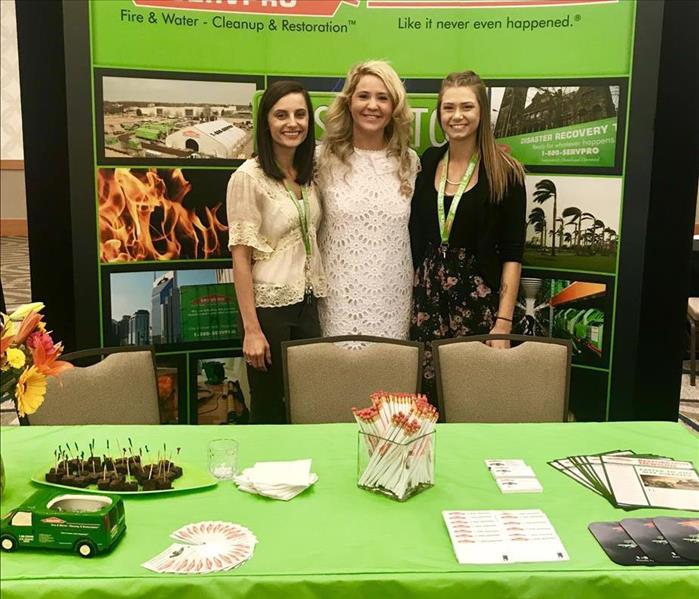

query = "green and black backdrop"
[19,0,690,423]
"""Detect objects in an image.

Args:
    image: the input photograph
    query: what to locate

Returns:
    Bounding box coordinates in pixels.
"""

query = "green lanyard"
[283,182,312,258]
[437,150,479,247]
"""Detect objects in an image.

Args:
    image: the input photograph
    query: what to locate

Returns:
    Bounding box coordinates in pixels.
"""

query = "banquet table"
[0,421,697,599]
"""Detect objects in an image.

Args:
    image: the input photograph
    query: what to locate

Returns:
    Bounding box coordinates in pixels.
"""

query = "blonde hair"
[438,71,525,203]
[320,60,415,196]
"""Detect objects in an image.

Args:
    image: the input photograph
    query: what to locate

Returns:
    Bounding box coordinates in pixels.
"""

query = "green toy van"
[1,489,126,558]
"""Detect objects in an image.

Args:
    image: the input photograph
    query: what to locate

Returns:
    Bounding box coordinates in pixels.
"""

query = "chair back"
[433,334,571,423]
[282,336,423,424]
[27,346,161,425]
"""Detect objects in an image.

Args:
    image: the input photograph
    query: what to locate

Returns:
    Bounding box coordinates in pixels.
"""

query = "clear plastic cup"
[207,438,238,480]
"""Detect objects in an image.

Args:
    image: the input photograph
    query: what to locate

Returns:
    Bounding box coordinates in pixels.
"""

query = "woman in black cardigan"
[409,71,526,405]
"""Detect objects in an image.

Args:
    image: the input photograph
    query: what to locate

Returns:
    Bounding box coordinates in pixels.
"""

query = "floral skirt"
[410,243,498,407]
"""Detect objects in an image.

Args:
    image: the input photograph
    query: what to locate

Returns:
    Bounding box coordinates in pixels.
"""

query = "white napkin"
[234,459,317,501]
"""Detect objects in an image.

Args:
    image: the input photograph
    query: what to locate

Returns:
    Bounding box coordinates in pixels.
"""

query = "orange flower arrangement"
[0,303,72,418]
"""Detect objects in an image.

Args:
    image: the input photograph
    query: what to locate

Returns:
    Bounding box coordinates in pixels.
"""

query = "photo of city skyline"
[106,268,238,347]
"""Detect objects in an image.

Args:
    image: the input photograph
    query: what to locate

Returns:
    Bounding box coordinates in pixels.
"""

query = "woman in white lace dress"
[316,61,419,339]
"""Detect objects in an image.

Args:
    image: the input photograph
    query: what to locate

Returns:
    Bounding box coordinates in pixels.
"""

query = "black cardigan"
[409,145,526,291]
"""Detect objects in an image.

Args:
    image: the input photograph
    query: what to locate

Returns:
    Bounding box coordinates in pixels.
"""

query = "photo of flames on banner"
[98,168,230,263]
[132,0,617,18]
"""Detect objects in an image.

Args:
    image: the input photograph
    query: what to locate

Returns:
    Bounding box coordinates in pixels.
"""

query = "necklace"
[445,162,475,185]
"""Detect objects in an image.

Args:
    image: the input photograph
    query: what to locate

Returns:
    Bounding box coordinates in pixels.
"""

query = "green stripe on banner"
[91,0,634,78]
[497,117,617,168]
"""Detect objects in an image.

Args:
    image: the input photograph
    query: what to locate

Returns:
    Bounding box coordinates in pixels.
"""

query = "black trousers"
[243,297,320,424]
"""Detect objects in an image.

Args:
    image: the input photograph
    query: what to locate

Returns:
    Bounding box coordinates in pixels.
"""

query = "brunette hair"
[320,60,415,196]
[438,71,525,203]
[256,80,315,185]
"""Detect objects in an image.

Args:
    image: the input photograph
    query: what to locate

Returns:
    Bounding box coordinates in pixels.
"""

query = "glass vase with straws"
[354,392,437,501]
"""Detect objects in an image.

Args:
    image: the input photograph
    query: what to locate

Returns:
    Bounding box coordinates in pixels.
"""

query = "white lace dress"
[317,148,418,339]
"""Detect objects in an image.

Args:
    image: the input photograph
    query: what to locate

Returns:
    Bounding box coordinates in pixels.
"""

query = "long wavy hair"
[320,60,415,196]
[438,71,525,203]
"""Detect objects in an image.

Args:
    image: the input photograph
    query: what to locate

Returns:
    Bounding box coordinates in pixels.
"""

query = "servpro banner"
[87,0,636,421]
[94,1,632,78]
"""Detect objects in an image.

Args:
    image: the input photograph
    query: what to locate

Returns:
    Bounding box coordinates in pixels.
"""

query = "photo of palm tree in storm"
[523,176,621,273]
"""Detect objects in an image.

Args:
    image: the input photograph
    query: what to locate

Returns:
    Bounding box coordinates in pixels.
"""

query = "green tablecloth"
[0,422,697,599]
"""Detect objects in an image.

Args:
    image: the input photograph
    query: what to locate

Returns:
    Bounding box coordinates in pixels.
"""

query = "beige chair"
[27,347,161,425]
[433,334,571,423]
[282,336,423,424]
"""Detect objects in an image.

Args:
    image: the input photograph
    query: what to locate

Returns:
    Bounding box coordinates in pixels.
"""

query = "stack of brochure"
[549,450,699,510]
[589,517,698,565]
[486,459,543,493]
[443,509,568,564]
